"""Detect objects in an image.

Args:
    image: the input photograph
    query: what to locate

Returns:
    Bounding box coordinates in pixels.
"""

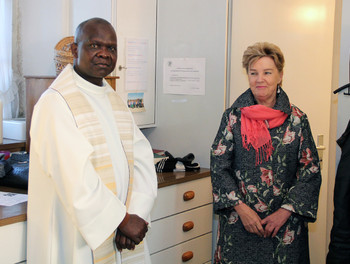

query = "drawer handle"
[183,191,195,201]
[182,251,194,262]
[182,221,194,232]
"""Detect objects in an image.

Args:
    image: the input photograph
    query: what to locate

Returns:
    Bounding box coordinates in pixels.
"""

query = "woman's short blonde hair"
[242,42,285,73]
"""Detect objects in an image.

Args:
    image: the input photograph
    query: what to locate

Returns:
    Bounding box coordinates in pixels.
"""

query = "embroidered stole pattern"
[51,68,136,264]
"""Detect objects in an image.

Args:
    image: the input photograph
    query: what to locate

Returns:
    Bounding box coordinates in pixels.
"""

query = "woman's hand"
[234,203,264,237]
[261,208,292,238]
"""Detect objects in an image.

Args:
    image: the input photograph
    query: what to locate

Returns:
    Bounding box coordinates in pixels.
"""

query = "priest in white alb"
[27,17,157,264]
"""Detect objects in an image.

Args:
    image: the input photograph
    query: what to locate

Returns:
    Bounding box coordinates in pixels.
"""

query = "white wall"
[20,0,114,77]
[21,0,69,76]
[229,1,339,263]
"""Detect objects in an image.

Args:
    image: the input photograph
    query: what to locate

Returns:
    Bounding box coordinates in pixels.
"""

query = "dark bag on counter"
[0,152,29,190]
[154,151,177,172]
[154,150,200,173]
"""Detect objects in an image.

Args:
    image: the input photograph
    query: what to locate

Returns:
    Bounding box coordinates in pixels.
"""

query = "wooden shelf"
[0,139,26,153]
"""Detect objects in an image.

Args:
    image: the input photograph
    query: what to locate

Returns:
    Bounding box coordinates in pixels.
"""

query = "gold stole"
[51,66,143,263]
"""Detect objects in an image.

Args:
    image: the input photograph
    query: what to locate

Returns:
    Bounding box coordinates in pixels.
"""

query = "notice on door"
[163,58,205,95]
[125,38,149,91]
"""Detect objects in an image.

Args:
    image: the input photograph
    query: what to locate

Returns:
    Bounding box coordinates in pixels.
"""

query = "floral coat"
[210,88,321,264]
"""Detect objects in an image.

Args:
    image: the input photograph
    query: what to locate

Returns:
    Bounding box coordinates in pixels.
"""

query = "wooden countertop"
[156,168,210,188]
[0,139,26,152]
[0,187,28,227]
[0,168,210,227]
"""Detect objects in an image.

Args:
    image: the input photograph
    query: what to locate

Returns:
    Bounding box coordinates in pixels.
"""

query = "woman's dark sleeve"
[281,114,322,222]
[210,109,243,213]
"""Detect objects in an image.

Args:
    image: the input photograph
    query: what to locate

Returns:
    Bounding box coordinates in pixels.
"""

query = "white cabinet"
[0,222,27,264]
[148,176,213,264]
[150,233,212,264]
[0,172,212,264]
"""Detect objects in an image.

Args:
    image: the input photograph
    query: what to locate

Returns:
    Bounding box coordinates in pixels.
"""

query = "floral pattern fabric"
[210,88,321,264]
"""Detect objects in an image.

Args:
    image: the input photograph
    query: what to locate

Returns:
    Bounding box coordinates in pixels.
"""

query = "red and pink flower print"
[247,185,258,193]
[260,167,274,186]
[292,107,303,118]
[213,193,220,203]
[254,198,268,212]
[300,148,313,167]
[309,164,319,173]
[225,113,237,138]
[229,113,237,126]
[239,181,247,196]
[273,185,281,196]
[291,107,303,126]
[227,191,239,201]
[282,226,295,245]
[300,132,304,144]
[283,127,295,144]
[228,211,239,224]
[213,139,227,156]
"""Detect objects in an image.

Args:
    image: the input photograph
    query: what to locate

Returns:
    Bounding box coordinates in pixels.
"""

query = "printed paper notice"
[0,191,28,206]
[163,58,205,95]
[125,38,149,91]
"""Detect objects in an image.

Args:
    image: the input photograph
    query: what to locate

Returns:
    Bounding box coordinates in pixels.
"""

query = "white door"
[115,0,157,127]
[70,0,157,127]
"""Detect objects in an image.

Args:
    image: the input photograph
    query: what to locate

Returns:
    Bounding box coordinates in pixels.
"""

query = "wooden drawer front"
[151,177,212,221]
[148,204,213,254]
[150,233,212,264]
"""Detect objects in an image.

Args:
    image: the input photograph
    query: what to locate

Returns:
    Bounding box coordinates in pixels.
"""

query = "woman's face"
[248,56,283,108]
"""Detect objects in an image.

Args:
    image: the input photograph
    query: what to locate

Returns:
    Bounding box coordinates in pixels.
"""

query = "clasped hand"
[115,214,148,251]
[234,203,291,238]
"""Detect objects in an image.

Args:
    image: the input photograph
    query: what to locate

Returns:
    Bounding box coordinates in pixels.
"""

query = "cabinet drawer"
[0,221,27,264]
[148,204,213,254]
[151,177,212,221]
[150,233,212,264]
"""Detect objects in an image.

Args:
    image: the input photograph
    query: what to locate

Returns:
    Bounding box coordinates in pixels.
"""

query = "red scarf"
[240,105,288,165]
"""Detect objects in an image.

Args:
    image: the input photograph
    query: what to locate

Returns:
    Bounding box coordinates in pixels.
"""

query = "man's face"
[71,22,117,86]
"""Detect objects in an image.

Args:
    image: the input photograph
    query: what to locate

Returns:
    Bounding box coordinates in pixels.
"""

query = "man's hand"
[118,214,148,245]
[115,231,136,251]
[261,208,292,238]
[234,203,264,237]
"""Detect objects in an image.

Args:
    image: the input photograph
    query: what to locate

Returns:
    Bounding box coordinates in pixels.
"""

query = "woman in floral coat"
[210,42,321,264]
